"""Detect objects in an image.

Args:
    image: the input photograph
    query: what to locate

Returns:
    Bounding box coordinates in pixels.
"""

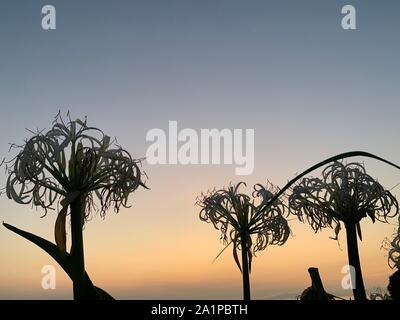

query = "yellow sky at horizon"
[0,141,399,300]
[0,159,398,299]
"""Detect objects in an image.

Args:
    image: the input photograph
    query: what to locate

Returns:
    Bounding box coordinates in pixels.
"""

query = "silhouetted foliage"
[386,224,400,270]
[289,161,399,300]
[2,113,147,299]
[197,182,290,300]
[388,268,400,300]
[385,217,400,301]
[299,268,338,300]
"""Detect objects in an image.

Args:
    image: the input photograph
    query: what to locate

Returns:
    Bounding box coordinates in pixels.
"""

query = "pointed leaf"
[233,236,242,273]
[55,191,80,252]
[247,236,252,273]
[55,206,68,252]
[212,240,232,264]
[3,222,70,274]
[356,222,362,241]
[3,222,113,299]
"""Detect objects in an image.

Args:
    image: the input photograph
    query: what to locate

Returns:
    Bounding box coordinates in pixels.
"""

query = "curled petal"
[289,161,399,238]
[3,113,147,227]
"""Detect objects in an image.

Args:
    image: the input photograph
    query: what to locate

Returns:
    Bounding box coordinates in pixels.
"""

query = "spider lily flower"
[197,181,290,300]
[289,161,399,300]
[386,224,400,270]
[3,114,147,299]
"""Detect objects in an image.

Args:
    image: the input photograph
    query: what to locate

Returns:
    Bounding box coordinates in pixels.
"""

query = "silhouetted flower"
[387,225,400,269]
[6,113,146,221]
[197,181,290,300]
[3,113,147,299]
[289,161,399,300]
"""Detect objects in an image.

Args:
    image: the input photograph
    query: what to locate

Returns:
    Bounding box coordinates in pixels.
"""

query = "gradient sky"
[0,0,399,299]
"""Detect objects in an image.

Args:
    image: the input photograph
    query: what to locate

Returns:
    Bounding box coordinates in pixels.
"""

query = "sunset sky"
[0,0,399,299]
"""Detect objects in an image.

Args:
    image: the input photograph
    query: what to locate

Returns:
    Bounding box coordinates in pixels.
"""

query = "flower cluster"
[289,161,398,238]
[197,182,290,259]
[4,113,147,221]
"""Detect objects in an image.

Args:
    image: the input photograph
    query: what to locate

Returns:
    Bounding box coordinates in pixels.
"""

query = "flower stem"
[240,233,251,301]
[70,195,87,300]
[345,223,367,300]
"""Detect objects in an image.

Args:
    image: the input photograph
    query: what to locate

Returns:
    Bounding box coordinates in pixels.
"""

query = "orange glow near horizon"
[1,158,398,299]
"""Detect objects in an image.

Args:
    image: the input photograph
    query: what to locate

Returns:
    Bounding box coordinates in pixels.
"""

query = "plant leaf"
[3,222,70,273]
[3,222,114,299]
[233,235,242,273]
[356,222,363,241]
[212,240,232,264]
[252,151,400,228]
[55,191,81,252]
[55,206,68,252]
[247,235,252,273]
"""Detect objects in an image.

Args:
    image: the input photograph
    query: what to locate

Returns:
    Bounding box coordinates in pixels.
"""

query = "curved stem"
[251,151,400,228]
[345,223,367,300]
[240,233,251,301]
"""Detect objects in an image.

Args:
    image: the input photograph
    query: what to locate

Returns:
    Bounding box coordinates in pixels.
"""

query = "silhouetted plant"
[369,288,391,300]
[195,151,399,301]
[2,113,147,299]
[289,161,399,300]
[384,217,400,300]
[197,182,290,300]
[388,268,400,300]
[299,267,340,300]
[386,224,400,270]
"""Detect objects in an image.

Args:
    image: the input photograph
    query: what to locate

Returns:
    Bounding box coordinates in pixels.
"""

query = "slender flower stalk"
[289,161,399,300]
[197,182,290,300]
[3,113,147,299]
